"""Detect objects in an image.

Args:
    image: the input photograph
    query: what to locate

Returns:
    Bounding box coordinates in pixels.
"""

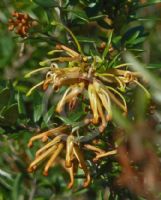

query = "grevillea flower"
[28,125,91,188]
[26,44,150,132]
[26,44,150,188]
[84,143,117,162]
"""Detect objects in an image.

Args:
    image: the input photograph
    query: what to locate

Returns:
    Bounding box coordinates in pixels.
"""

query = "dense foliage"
[1,0,161,199]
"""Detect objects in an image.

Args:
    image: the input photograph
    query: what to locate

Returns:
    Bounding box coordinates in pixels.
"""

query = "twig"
[28,178,37,200]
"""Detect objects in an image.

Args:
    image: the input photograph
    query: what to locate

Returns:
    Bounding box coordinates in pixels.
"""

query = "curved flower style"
[26,44,150,132]
[84,143,117,162]
[28,125,91,188]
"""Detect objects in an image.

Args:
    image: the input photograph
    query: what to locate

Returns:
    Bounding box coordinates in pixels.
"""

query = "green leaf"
[33,0,59,8]
[97,19,112,29]
[57,107,85,128]
[77,36,100,43]
[69,9,89,23]
[73,188,88,196]
[102,30,113,59]
[68,110,85,122]
[89,14,108,20]
[11,174,21,200]
[0,88,10,110]
[125,31,140,45]
[108,53,121,68]
[132,37,146,45]
[16,92,26,115]
[43,105,55,124]
[147,63,161,69]
[122,26,145,45]
[98,191,104,200]
[33,92,44,122]
[1,104,18,125]
[0,127,5,134]
[57,115,73,126]
[0,176,12,190]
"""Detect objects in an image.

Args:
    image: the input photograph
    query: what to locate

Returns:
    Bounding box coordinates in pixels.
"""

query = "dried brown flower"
[8,11,35,37]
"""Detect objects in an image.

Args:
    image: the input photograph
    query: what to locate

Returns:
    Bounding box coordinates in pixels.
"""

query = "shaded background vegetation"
[0,0,161,200]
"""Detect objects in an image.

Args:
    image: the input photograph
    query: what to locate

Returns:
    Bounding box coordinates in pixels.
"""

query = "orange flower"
[26,44,150,132]
[28,126,91,188]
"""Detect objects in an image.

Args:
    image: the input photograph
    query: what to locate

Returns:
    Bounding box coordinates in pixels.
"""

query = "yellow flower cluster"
[26,44,149,188]
[28,125,117,188]
[28,125,91,188]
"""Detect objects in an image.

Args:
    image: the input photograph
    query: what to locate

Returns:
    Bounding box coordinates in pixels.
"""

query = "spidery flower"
[26,43,150,188]
[28,125,91,188]
[26,44,150,132]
